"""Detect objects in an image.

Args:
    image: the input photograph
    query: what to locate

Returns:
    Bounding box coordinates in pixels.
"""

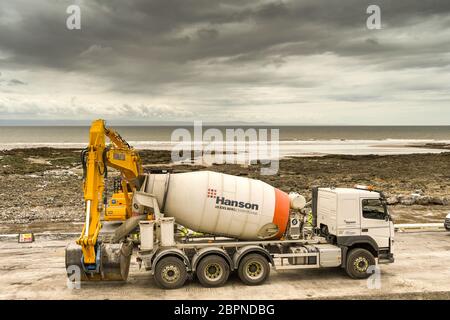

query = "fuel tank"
[138,171,291,240]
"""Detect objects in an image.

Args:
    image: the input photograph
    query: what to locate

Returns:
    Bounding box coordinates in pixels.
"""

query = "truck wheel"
[238,253,270,286]
[345,248,375,279]
[196,255,230,287]
[154,256,187,289]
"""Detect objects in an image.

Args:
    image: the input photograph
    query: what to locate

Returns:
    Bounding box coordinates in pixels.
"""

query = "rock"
[415,196,432,205]
[414,189,424,195]
[400,196,415,205]
[430,196,447,205]
[386,196,399,205]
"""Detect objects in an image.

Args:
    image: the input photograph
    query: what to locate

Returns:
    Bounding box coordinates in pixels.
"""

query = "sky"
[0,0,450,125]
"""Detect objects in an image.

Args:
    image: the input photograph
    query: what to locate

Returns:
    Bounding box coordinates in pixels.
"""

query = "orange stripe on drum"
[273,188,290,238]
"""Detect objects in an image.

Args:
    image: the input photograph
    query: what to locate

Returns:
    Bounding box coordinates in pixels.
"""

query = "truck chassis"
[136,218,389,289]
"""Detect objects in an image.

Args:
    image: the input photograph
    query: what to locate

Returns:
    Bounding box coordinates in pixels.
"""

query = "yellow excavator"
[65,119,145,281]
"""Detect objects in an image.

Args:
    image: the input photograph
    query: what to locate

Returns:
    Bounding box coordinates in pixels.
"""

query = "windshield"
[362,198,387,220]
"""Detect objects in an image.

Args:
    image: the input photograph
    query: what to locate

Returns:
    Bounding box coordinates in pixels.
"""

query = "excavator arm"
[66,119,143,280]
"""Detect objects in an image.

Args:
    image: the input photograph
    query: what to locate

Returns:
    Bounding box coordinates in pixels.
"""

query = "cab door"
[360,198,391,248]
[337,196,361,237]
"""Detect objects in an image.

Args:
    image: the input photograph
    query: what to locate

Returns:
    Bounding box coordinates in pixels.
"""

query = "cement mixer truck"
[123,172,394,289]
[65,120,394,289]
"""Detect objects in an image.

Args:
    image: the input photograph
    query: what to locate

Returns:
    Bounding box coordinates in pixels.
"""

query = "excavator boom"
[65,119,143,281]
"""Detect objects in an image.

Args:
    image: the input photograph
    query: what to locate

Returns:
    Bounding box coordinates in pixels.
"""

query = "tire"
[238,253,270,286]
[154,256,188,289]
[196,255,230,287]
[345,248,376,279]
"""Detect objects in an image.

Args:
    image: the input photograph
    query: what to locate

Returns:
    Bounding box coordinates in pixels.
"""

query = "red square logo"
[207,188,217,198]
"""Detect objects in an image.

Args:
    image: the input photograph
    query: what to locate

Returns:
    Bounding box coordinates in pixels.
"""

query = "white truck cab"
[314,186,394,264]
[445,213,450,231]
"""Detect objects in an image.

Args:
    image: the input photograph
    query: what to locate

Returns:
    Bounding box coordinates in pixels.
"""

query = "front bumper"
[378,253,394,264]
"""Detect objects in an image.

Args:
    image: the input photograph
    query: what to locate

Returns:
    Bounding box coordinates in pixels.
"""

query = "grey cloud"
[0,0,449,123]
[0,77,26,86]
[2,1,449,70]
[118,104,193,118]
[8,79,26,86]
[197,28,219,40]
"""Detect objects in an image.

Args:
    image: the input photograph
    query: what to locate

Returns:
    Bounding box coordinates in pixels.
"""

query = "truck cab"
[314,186,394,266]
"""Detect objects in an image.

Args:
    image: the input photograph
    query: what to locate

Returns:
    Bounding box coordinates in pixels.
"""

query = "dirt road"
[1,231,450,299]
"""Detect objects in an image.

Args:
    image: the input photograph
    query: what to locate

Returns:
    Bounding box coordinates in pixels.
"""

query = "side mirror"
[382,201,390,221]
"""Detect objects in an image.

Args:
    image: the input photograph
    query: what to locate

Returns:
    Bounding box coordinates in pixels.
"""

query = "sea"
[1,126,450,158]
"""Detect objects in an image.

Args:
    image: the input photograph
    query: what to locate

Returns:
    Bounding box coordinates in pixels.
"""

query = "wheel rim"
[245,261,264,280]
[204,263,223,282]
[354,257,369,273]
[162,265,181,283]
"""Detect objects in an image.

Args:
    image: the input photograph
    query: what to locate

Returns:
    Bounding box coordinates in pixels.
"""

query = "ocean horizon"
[1,125,450,157]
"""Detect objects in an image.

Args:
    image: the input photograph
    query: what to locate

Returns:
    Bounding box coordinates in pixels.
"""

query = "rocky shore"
[1,148,449,225]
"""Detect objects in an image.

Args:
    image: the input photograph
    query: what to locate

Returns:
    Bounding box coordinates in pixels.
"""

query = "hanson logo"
[207,188,259,211]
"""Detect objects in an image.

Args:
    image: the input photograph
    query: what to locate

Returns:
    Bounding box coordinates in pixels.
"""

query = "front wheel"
[345,248,376,279]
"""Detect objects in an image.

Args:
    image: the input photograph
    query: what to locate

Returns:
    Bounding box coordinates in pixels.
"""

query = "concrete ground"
[1,231,450,300]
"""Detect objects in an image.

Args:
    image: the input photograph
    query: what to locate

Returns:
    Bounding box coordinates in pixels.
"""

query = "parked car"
[445,213,450,231]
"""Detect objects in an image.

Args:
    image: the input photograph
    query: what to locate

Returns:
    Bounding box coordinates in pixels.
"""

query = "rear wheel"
[345,248,376,279]
[196,255,230,287]
[238,253,270,286]
[154,256,187,289]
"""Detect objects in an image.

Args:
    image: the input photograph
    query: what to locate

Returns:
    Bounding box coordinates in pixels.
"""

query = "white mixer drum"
[144,171,290,240]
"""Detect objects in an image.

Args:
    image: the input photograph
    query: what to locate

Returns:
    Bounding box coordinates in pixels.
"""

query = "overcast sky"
[0,0,449,125]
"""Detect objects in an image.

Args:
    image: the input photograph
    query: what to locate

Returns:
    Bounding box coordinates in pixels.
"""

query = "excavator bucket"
[65,242,133,281]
